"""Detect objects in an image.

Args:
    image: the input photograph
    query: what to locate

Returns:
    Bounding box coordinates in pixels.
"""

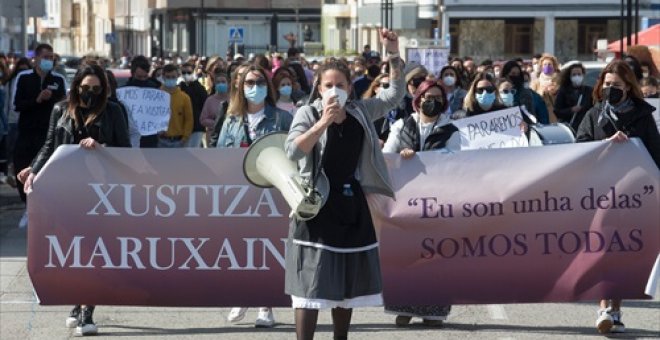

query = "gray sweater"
[285,70,406,206]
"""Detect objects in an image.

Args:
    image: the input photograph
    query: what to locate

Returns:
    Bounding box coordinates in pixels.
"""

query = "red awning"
[608,24,660,52]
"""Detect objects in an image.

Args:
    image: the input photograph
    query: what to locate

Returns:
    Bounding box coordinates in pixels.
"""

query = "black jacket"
[13,69,67,135]
[576,98,660,168]
[31,101,131,173]
[124,77,160,89]
[554,85,593,133]
[399,115,458,152]
[179,81,208,132]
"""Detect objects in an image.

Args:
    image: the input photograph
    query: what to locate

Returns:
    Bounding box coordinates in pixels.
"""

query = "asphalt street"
[1,183,658,339]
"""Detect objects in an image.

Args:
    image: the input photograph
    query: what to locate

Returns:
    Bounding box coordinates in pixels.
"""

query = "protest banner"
[116,87,171,136]
[28,142,659,306]
[452,107,529,150]
[405,47,449,77]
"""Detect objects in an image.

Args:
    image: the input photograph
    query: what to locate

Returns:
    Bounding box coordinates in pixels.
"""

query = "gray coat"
[285,71,406,206]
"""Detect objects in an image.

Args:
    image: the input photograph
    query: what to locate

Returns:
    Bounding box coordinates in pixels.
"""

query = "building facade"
[150,0,322,58]
[323,0,660,62]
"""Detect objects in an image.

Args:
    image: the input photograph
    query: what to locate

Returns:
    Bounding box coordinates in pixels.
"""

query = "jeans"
[185,131,205,148]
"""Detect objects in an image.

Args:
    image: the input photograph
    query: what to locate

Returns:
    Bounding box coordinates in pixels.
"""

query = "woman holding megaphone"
[284,29,405,340]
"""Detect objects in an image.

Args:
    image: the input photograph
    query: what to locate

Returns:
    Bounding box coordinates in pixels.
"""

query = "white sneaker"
[227,307,248,323]
[596,308,613,334]
[18,211,28,229]
[610,310,626,333]
[255,307,275,328]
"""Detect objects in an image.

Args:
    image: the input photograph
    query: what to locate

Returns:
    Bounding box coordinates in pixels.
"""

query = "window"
[449,21,458,55]
[72,4,80,27]
[505,20,533,55]
[578,19,606,55]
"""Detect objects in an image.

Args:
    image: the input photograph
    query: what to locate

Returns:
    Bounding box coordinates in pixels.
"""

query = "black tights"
[295,307,353,340]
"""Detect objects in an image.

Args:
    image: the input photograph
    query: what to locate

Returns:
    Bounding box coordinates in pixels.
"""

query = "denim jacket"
[216,104,292,148]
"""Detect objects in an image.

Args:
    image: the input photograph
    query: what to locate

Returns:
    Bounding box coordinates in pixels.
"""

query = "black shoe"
[66,305,81,328]
[74,306,98,336]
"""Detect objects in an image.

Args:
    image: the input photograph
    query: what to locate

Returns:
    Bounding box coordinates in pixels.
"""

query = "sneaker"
[74,306,97,336]
[610,310,626,333]
[65,305,81,328]
[227,307,248,323]
[596,308,613,334]
[18,211,28,229]
[255,307,275,328]
[395,315,412,327]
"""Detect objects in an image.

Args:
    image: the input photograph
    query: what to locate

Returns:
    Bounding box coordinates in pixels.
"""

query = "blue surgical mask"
[476,92,496,108]
[215,83,228,94]
[244,85,268,104]
[164,79,178,88]
[500,93,514,107]
[279,85,292,97]
[40,59,54,72]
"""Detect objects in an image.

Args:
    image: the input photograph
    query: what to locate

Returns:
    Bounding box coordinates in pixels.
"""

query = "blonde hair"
[226,65,276,117]
[463,72,501,112]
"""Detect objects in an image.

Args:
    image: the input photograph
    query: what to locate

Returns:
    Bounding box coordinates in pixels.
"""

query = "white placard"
[405,47,449,78]
[646,98,660,132]
[453,107,529,150]
[116,87,171,136]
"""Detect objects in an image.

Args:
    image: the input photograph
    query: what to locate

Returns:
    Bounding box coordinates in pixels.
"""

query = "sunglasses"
[182,71,193,75]
[244,78,267,87]
[475,86,496,94]
[500,89,517,95]
[423,95,444,101]
[379,82,390,89]
[79,85,102,95]
[409,77,425,87]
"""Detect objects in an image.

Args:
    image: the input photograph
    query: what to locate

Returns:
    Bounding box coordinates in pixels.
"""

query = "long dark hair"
[67,64,109,127]
[559,62,586,89]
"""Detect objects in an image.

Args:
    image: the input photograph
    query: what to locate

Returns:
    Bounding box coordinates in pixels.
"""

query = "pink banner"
[27,141,659,306]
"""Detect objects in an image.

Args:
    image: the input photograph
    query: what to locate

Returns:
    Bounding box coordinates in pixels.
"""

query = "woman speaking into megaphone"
[284,29,405,340]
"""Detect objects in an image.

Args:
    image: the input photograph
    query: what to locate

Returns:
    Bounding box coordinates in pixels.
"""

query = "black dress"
[285,114,384,309]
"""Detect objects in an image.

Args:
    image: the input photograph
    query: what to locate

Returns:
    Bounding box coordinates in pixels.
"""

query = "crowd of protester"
[0,39,658,338]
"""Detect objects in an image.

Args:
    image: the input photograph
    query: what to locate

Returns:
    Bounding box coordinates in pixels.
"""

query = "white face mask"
[184,74,196,82]
[642,72,649,78]
[442,76,456,87]
[322,86,348,108]
[571,75,583,86]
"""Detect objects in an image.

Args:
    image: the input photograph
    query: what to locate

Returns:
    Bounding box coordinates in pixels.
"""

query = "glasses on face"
[423,95,444,101]
[500,88,516,95]
[409,77,425,87]
[182,71,193,75]
[475,86,496,94]
[79,84,102,95]
[244,78,267,87]
[379,82,390,89]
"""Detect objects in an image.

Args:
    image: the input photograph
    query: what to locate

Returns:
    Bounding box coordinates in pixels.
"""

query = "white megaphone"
[243,132,322,221]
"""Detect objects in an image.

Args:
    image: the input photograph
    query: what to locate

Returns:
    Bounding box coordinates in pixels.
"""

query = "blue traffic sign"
[229,27,244,44]
[105,32,117,44]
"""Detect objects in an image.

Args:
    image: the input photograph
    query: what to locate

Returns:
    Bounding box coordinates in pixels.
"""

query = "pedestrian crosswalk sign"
[229,27,244,44]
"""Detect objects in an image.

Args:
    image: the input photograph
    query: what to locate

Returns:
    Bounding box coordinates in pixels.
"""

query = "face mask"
[40,59,54,72]
[571,75,583,87]
[542,65,554,75]
[184,74,196,82]
[244,85,268,104]
[476,92,496,108]
[157,76,164,84]
[215,83,228,94]
[80,92,98,107]
[509,75,524,88]
[279,85,292,97]
[642,72,649,78]
[533,64,539,73]
[603,86,624,105]
[442,76,456,87]
[322,86,349,108]
[164,79,178,88]
[523,82,530,89]
[500,93,514,107]
[421,99,443,117]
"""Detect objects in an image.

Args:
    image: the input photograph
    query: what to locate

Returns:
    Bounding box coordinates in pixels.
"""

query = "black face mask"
[509,75,524,88]
[603,87,625,105]
[421,99,443,117]
[80,91,98,107]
